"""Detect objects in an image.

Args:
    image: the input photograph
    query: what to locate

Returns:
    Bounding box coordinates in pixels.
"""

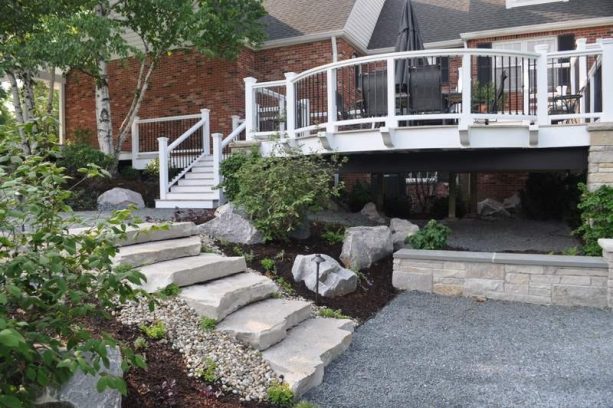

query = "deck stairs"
[113,222,355,397]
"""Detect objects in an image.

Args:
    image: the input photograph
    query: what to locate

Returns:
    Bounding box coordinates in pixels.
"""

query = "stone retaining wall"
[393,244,613,309]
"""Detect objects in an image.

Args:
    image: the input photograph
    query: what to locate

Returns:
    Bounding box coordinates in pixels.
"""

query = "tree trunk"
[20,71,36,123]
[95,57,113,155]
[7,71,25,125]
[47,68,56,115]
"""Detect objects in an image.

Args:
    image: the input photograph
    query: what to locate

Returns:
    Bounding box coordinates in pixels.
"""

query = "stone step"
[262,318,355,397]
[178,178,216,187]
[216,299,312,351]
[114,236,202,267]
[69,222,197,246]
[179,272,278,321]
[138,253,246,293]
[155,199,218,209]
[191,166,214,173]
[166,192,219,201]
[170,185,216,193]
[184,173,214,180]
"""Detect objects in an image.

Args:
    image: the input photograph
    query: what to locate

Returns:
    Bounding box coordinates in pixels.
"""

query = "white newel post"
[576,38,587,116]
[386,58,397,128]
[535,44,550,126]
[244,77,257,140]
[231,115,241,131]
[131,116,139,163]
[459,53,472,129]
[158,137,169,200]
[201,108,210,154]
[212,132,223,188]
[326,68,337,135]
[285,72,297,138]
[599,38,613,122]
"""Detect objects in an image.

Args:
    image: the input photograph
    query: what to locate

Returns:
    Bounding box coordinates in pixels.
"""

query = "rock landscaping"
[97,187,145,211]
[359,202,387,224]
[390,218,420,250]
[292,254,358,297]
[477,198,511,218]
[199,203,264,245]
[340,226,394,270]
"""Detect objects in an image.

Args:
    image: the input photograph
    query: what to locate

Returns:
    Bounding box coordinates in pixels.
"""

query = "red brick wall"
[477,172,528,202]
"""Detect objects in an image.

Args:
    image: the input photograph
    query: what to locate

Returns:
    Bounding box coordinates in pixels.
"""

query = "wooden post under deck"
[448,172,457,219]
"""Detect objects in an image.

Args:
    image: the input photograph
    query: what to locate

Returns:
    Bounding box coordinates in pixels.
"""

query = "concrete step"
[69,222,197,246]
[262,318,355,397]
[178,179,216,187]
[192,161,215,168]
[191,166,214,173]
[217,299,312,351]
[138,253,246,293]
[179,272,278,321]
[165,192,219,200]
[184,173,214,180]
[170,185,216,193]
[155,199,218,209]
[114,236,201,267]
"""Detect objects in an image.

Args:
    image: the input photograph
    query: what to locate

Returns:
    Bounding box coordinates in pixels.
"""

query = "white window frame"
[506,0,569,9]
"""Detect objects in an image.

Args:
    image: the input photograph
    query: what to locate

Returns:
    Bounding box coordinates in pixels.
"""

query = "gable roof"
[369,0,613,50]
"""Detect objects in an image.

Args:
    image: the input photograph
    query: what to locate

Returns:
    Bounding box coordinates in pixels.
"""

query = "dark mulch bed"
[220,223,397,322]
[84,316,272,408]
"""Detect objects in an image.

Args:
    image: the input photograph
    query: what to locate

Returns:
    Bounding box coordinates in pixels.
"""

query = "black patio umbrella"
[394,0,424,87]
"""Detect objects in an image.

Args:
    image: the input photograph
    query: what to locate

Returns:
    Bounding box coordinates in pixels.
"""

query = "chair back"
[409,65,442,114]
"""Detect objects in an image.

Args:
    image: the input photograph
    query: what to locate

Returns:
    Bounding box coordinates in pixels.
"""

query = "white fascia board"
[259,30,346,50]
[461,17,613,41]
[367,39,464,55]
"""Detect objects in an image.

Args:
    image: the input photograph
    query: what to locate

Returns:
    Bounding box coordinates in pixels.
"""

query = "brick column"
[599,239,613,308]
[588,123,613,191]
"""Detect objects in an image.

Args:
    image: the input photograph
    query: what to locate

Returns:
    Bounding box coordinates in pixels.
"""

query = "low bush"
[574,183,613,256]
[158,283,182,298]
[196,358,218,383]
[218,149,260,201]
[144,158,160,177]
[344,180,373,212]
[119,165,141,181]
[318,307,349,319]
[140,321,166,340]
[267,381,294,407]
[321,226,345,245]
[407,220,451,250]
[199,317,217,332]
[133,337,149,351]
[520,172,584,224]
[260,257,276,273]
[57,143,114,178]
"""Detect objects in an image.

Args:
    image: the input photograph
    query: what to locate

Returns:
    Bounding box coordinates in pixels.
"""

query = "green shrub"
[321,226,345,245]
[158,283,182,298]
[232,153,344,241]
[318,307,349,319]
[196,358,218,383]
[407,220,451,250]
[144,158,160,177]
[199,317,217,332]
[344,180,373,212]
[574,183,613,256]
[119,165,140,180]
[58,143,114,177]
[260,257,276,273]
[140,321,166,340]
[218,149,260,201]
[0,129,148,405]
[133,337,148,351]
[520,172,584,224]
[294,401,318,408]
[267,381,294,407]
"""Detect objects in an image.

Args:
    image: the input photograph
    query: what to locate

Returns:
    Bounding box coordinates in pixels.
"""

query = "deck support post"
[469,172,478,216]
[201,108,210,154]
[448,172,457,220]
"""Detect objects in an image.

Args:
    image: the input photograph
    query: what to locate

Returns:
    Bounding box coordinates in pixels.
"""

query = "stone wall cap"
[230,140,262,147]
[587,122,613,132]
[598,238,613,252]
[394,249,608,269]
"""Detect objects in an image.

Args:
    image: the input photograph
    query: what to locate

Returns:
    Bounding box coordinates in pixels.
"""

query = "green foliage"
[232,153,344,241]
[574,183,613,256]
[0,129,149,405]
[58,143,114,177]
[218,150,260,201]
[119,165,140,181]
[274,277,295,296]
[407,220,451,250]
[294,401,318,408]
[260,258,276,273]
[231,245,254,263]
[562,246,580,256]
[196,358,218,383]
[344,181,373,212]
[321,226,345,245]
[144,158,160,177]
[133,337,148,351]
[199,317,217,332]
[267,381,294,407]
[520,172,584,224]
[158,283,181,298]
[140,321,166,340]
[318,307,349,320]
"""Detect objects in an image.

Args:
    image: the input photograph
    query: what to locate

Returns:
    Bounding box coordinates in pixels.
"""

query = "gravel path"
[306,292,613,408]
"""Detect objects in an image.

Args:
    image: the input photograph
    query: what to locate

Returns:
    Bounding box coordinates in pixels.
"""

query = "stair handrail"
[222,121,247,149]
[212,121,247,198]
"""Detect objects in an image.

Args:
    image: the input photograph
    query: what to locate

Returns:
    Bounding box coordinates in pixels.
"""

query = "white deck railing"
[244,39,613,143]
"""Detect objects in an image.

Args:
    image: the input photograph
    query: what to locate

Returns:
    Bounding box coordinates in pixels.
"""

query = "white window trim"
[506,0,569,9]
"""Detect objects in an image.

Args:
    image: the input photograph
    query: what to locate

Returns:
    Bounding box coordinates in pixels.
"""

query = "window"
[506,0,569,8]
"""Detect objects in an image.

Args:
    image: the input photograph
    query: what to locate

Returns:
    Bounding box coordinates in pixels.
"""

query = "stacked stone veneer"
[393,247,613,309]
[599,239,613,307]
[588,123,613,191]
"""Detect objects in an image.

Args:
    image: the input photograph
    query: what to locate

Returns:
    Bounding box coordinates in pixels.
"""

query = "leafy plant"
[158,283,181,298]
[267,381,294,407]
[344,180,373,212]
[574,183,613,256]
[321,226,345,245]
[562,246,581,256]
[260,258,276,273]
[274,277,295,296]
[199,317,217,332]
[133,337,149,351]
[0,129,149,405]
[407,220,451,250]
[57,143,114,177]
[274,250,287,261]
[144,158,160,177]
[196,358,218,383]
[140,321,166,340]
[318,307,349,319]
[231,245,254,263]
[294,401,318,408]
[218,149,260,201]
[119,165,140,180]
[232,152,344,241]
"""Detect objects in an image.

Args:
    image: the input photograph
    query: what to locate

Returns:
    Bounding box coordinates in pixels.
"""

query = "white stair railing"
[212,121,247,198]
[158,109,210,200]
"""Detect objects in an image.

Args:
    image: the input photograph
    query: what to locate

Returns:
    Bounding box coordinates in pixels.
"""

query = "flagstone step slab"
[114,236,202,267]
[69,222,198,247]
[216,299,313,351]
[179,272,278,321]
[138,254,246,293]
[262,318,355,397]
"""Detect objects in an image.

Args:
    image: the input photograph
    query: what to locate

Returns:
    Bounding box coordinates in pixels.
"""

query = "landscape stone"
[114,235,202,267]
[390,218,420,250]
[340,226,394,270]
[199,202,264,244]
[291,254,358,297]
[502,193,521,211]
[478,198,510,218]
[97,187,145,211]
[359,202,387,224]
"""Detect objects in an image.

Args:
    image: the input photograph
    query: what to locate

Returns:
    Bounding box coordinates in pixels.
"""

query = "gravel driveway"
[306,292,613,408]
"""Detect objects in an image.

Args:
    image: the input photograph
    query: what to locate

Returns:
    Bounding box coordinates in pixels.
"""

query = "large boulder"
[292,254,357,297]
[502,193,521,212]
[200,203,264,244]
[97,187,145,211]
[35,347,122,408]
[390,218,420,251]
[340,226,393,270]
[478,198,510,218]
[359,202,387,224]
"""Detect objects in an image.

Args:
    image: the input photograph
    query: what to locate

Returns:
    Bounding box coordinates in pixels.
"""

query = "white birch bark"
[94,2,114,155]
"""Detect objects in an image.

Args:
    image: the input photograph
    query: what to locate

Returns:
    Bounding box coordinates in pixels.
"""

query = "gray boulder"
[97,187,145,211]
[502,193,521,211]
[478,198,510,218]
[340,226,393,270]
[292,254,357,297]
[390,218,420,251]
[359,202,387,224]
[200,203,264,244]
[36,347,122,408]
